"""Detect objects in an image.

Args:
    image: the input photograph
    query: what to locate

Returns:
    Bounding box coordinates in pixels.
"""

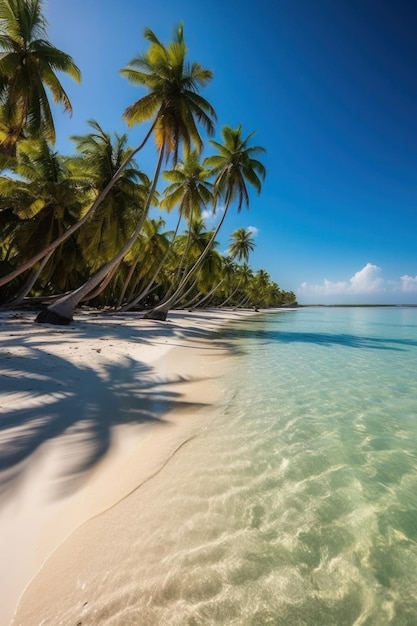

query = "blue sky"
[45,0,417,304]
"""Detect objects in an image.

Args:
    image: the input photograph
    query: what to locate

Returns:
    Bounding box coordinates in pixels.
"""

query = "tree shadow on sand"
[0,319,226,503]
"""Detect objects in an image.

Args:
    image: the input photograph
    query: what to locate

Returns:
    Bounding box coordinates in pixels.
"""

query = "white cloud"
[349,263,384,293]
[400,275,417,293]
[299,263,384,297]
[201,205,224,223]
[247,225,260,237]
[201,208,213,221]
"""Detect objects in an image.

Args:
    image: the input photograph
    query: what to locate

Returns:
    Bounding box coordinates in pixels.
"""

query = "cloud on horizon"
[298,263,417,303]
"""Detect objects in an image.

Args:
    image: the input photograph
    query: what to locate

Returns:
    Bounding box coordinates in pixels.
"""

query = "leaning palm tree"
[1,22,215,294]
[217,229,256,307]
[35,23,216,324]
[118,217,171,309]
[70,120,149,273]
[247,268,271,309]
[219,261,254,308]
[144,124,265,320]
[177,245,223,308]
[121,150,213,311]
[0,138,88,304]
[185,254,235,309]
[0,0,81,155]
[228,227,256,263]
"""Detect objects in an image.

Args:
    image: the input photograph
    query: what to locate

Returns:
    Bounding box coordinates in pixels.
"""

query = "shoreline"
[0,307,266,625]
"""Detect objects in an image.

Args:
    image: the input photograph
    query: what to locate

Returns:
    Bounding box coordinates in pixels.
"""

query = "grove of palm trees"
[0,0,297,323]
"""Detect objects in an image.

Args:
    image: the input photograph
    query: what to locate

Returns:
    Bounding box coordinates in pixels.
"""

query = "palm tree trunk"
[35,143,165,324]
[219,282,242,307]
[183,277,225,310]
[116,260,138,309]
[0,250,54,309]
[174,277,199,307]
[82,260,121,303]
[236,294,251,309]
[121,213,182,312]
[144,205,230,320]
[0,123,156,290]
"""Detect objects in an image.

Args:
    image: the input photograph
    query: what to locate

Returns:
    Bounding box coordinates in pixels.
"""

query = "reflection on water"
[15,307,417,625]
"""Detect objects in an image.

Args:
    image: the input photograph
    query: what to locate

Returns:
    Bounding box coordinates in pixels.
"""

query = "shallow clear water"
[127,307,417,625]
[22,307,417,625]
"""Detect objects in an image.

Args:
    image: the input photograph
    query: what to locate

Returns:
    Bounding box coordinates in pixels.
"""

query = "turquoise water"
[130,307,417,625]
[203,306,417,625]
[19,307,417,625]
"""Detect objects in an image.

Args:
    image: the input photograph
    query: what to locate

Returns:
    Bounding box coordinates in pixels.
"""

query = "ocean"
[19,306,417,625]
[125,306,417,625]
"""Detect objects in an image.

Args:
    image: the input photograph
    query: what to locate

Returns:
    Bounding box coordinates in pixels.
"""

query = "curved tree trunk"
[182,277,225,310]
[0,250,54,309]
[144,205,229,320]
[35,144,165,325]
[219,282,242,307]
[174,277,199,307]
[82,260,121,303]
[0,123,155,290]
[121,212,182,312]
[116,259,138,309]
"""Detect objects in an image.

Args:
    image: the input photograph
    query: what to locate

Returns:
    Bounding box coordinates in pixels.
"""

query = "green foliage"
[0,10,296,310]
[0,0,81,153]
[120,23,216,163]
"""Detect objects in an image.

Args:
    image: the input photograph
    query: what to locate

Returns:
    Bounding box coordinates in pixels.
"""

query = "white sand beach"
[0,307,260,625]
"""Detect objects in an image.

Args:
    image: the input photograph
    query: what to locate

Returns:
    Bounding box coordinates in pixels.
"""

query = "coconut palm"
[0,0,81,155]
[70,120,149,272]
[121,24,216,164]
[0,21,215,292]
[0,138,87,303]
[172,218,213,277]
[215,227,256,307]
[219,261,255,308]
[118,217,172,309]
[35,23,216,324]
[178,246,223,308]
[186,254,235,309]
[228,227,256,263]
[145,124,265,320]
[121,151,213,311]
[248,269,271,309]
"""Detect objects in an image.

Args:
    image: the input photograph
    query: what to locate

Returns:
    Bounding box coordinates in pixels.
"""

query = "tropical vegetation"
[0,0,297,323]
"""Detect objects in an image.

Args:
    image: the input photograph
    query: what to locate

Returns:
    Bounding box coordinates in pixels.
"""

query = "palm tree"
[228,227,256,263]
[0,122,149,305]
[118,217,171,309]
[219,261,255,308]
[178,246,223,308]
[35,23,216,324]
[156,151,215,295]
[0,22,215,293]
[0,138,87,303]
[70,120,149,273]
[145,124,265,320]
[186,254,235,309]
[0,0,81,155]
[248,269,271,309]
[216,229,256,308]
[233,263,255,308]
[119,150,213,311]
[121,24,216,164]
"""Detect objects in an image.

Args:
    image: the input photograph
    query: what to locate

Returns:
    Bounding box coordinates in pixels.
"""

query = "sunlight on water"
[123,307,417,625]
[25,307,417,625]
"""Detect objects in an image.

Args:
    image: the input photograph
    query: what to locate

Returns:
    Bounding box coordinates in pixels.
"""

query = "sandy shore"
[0,307,260,625]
